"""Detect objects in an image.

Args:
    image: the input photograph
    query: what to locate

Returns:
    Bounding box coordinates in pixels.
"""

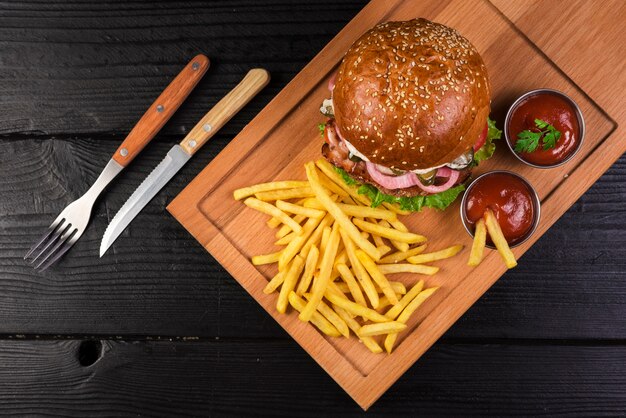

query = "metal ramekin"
[459,170,541,249]
[504,88,585,169]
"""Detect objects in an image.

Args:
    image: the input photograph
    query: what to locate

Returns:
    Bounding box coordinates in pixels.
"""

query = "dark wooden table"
[1,1,624,416]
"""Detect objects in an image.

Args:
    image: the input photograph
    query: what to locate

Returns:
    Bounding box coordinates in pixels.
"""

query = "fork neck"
[83,159,124,202]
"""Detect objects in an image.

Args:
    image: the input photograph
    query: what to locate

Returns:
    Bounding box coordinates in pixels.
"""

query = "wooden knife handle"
[112,54,210,166]
[180,68,270,155]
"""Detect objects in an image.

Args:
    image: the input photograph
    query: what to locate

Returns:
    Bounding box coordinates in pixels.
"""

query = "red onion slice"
[365,162,460,193]
[366,162,420,189]
[328,73,336,91]
[416,167,460,193]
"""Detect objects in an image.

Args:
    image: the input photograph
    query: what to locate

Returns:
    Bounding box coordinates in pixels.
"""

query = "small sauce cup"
[460,171,541,248]
[504,88,585,169]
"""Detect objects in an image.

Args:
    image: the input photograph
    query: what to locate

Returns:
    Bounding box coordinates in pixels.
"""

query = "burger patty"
[321,142,471,198]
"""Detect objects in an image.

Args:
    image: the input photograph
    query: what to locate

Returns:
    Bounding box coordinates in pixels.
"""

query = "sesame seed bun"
[332,18,491,170]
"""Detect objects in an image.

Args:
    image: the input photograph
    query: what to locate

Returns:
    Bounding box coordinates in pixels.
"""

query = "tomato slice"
[473,123,489,152]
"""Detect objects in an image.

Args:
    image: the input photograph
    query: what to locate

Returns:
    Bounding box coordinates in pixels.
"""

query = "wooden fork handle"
[112,54,210,166]
[180,68,270,155]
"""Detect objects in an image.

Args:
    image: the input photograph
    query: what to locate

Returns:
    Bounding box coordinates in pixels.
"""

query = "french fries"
[233,180,309,200]
[306,162,381,261]
[359,321,407,337]
[353,218,427,245]
[299,222,341,322]
[484,209,517,268]
[384,287,438,353]
[237,160,468,354]
[407,244,464,264]
[468,218,486,267]
[251,250,282,266]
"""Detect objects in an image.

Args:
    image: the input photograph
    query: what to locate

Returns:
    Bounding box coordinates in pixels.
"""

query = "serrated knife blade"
[99,145,191,256]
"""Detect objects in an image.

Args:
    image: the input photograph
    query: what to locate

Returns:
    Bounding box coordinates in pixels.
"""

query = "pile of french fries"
[467,208,518,269]
[234,159,463,354]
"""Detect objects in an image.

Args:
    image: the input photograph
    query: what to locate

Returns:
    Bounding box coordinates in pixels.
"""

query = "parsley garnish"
[514,119,561,153]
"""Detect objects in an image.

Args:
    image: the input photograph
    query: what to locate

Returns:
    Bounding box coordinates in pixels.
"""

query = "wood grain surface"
[0,0,624,415]
[167,0,624,408]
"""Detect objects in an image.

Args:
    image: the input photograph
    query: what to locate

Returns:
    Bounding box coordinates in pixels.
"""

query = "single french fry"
[384,287,438,353]
[254,187,315,201]
[379,219,409,253]
[268,199,307,228]
[288,292,341,337]
[263,271,285,294]
[324,289,390,323]
[233,180,309,200]
[377,245,392,257]
[336,263,367,307]
[369,219,387,249]
[276,200,325,219]
[484,209,518,268]
[277,255,305,314]
[376,263,439,275]
[335,248,349,266]
[317,170,350,197]
[375,295,392,311]
[379,245,428,264]
[336,203,396,221]
[299,222,341,322]
[278,216,323,270]
[274,231,296,246]
[296,244,319,295]
[356,249,399,305]
[359,321,406,337]
[244,198,302,234]
[303,293,350,337]
[251,250,283,266]
[353,218,426,245]
[468,217,487,267]
[305,162,380,260]
[319,226,331,257]
[384,280,424,320]
[407,244,464,264]
[339,227,379,309]
[333,305,383,354]
[275,214,306,239]
[334,282,351,294]
[315,158,371,206]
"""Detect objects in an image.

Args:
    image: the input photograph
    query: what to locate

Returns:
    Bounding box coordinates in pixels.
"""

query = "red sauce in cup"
[507,92,581,166]
[464,172,535,245]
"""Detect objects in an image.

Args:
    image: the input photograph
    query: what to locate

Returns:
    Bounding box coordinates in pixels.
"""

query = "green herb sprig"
[514,119,561,153]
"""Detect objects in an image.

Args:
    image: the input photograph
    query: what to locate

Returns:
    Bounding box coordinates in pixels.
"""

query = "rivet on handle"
[192,62,200,71]
[156,104,164,113]
[203,123,212,132]
[120,148,129,157]
[188,140,197,148]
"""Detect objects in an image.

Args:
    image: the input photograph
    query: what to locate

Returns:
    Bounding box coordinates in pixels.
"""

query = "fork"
[24,54,210,271]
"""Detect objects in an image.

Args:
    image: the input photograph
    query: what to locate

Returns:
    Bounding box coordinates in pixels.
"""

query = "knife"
[100,68,270,256]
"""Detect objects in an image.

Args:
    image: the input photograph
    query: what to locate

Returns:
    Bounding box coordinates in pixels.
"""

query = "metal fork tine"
[27,221,70,265]
[33,227,75,270]
[38,233,80,272]
[24,218,64,260]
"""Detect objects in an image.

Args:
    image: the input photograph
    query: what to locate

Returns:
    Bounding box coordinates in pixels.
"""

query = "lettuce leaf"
[474,117,502,163]
[333,166,465,212]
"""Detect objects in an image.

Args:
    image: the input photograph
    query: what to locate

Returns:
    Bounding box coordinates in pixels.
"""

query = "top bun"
[332,18,491,170]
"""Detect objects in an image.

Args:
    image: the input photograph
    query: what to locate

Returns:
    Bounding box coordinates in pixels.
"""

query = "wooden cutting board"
[167,0,624,410]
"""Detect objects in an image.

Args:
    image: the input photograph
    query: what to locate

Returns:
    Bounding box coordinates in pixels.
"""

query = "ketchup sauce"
[507,91,581,167]
[464,172,536,245]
